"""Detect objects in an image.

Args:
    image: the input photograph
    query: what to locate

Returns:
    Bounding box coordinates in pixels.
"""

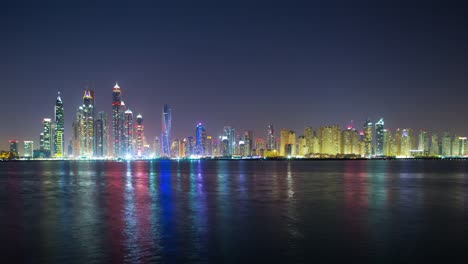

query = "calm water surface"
[1,160,468,263]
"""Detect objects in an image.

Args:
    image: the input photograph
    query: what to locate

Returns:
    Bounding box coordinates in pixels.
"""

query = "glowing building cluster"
[6,84,468,160]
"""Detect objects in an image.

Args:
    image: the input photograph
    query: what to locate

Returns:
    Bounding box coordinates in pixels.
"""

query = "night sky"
[2,4,468,150]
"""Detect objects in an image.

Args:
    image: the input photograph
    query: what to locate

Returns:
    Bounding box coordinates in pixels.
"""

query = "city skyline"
[2,6,468,150]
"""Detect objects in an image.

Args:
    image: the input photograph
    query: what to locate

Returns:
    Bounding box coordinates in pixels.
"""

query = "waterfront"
[1,160,468,263]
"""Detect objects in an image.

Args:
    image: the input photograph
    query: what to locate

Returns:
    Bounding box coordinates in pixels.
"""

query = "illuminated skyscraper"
[95,111,108,157]
[54,92,64,157]
[267,125,275,151]
[23,141,34,158]
[418,130,429,155]
[123,109,134,157]
[375,118,384,156]
[112,82,124,158]
[195,123,207,156]
[9,140,18,155]
[205,136,213,156]
[304,127,314,155]
[341,128,353,154]
[430,134,439,156]
[171,139,180,158]
[185,136,195,157]
[223,126,236,156]
[363,120,373,157]
[135,114,144,157]
[318,125,341,155]
[441,132,452,156]
[297,136,308,156]
[254,138,266,156]
[451,136,462,156]
[80,90,95,157]
[279,129,296,156]
[400,129,412,157]
[243,130,253,156]
[161,104,172,157]
[42,118,52,152]
[153,136,161,158]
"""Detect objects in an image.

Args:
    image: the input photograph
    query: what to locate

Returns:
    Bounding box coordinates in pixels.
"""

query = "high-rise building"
[135,114,144,157]
[267,125,275,151]
[304,127,314,155]
[205,136,213,157]
[417,130,430,155]
[243,130,253,156]
[80,90,95,157]
[375,118,384,156]
[400,129,412,157]
[195,123,207,156]
[223,126,236,156]
[430,133,439,156]
[279,129,296,156]
[458,137,467,156]
[23,141,34,158]
[123,109,134,157]
[363,120,373,157]
[254,138,266,156]
[171,139,180,158]
[54,92,64,158]
[451,136,462,156]
[42,118,52,152]
[72,110,82,157]
[394,129,402,155]
[317,125,341,155]
[112,82,124,158]
[297,136,308,156]
[341,128,353,154]
[9,140,18,155]
[185,136,195,157]
[95,111,108,157]
[161,104,172,157]
[441,132,452,156]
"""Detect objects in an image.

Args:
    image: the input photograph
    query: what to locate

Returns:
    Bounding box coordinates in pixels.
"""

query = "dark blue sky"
[2,4,468,149]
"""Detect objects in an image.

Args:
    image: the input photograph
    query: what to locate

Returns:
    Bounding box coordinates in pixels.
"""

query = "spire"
[114,81,120,89]
[57,91,62,102]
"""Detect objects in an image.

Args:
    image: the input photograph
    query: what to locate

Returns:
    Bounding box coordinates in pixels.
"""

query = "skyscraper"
[112,82,124,158]
[267,125,275,151]
[23,141,34,158]
[161,104,172,157]
[430,133,439,156]
[123,109,134,157]
[363,120,373,157]
[317,125,341,155]
[441,132,452,156]
[195,123,207,156]
[135,114,144,157]
[80,90,95,157]
[375,118,384,156]
[54,92,64,158]
[95,111,108,157]
[279,129,296,156]
[223,126,235,156]
[418,130,430,155]
[43,118,52,153]
[9,140,18,155]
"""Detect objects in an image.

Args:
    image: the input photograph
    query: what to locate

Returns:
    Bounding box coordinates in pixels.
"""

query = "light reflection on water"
[1,160,468,263]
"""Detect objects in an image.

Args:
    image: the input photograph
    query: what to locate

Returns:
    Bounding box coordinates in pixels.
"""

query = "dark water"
[1,160,468,263]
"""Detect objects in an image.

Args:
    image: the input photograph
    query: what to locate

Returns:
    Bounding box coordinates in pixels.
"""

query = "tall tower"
[375,118,384,156]
[112,82,124,158]
[54,92,64,157]
[161,104,172,157]
[95,111,108,157]
[195,123,206,156]
[43,118,52,153]
[124,109,134,157]
[135,114,144,157]
[267,124,275,151]
[81,90,95,157]
[153,136,161,158]
[363,120,373,157]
